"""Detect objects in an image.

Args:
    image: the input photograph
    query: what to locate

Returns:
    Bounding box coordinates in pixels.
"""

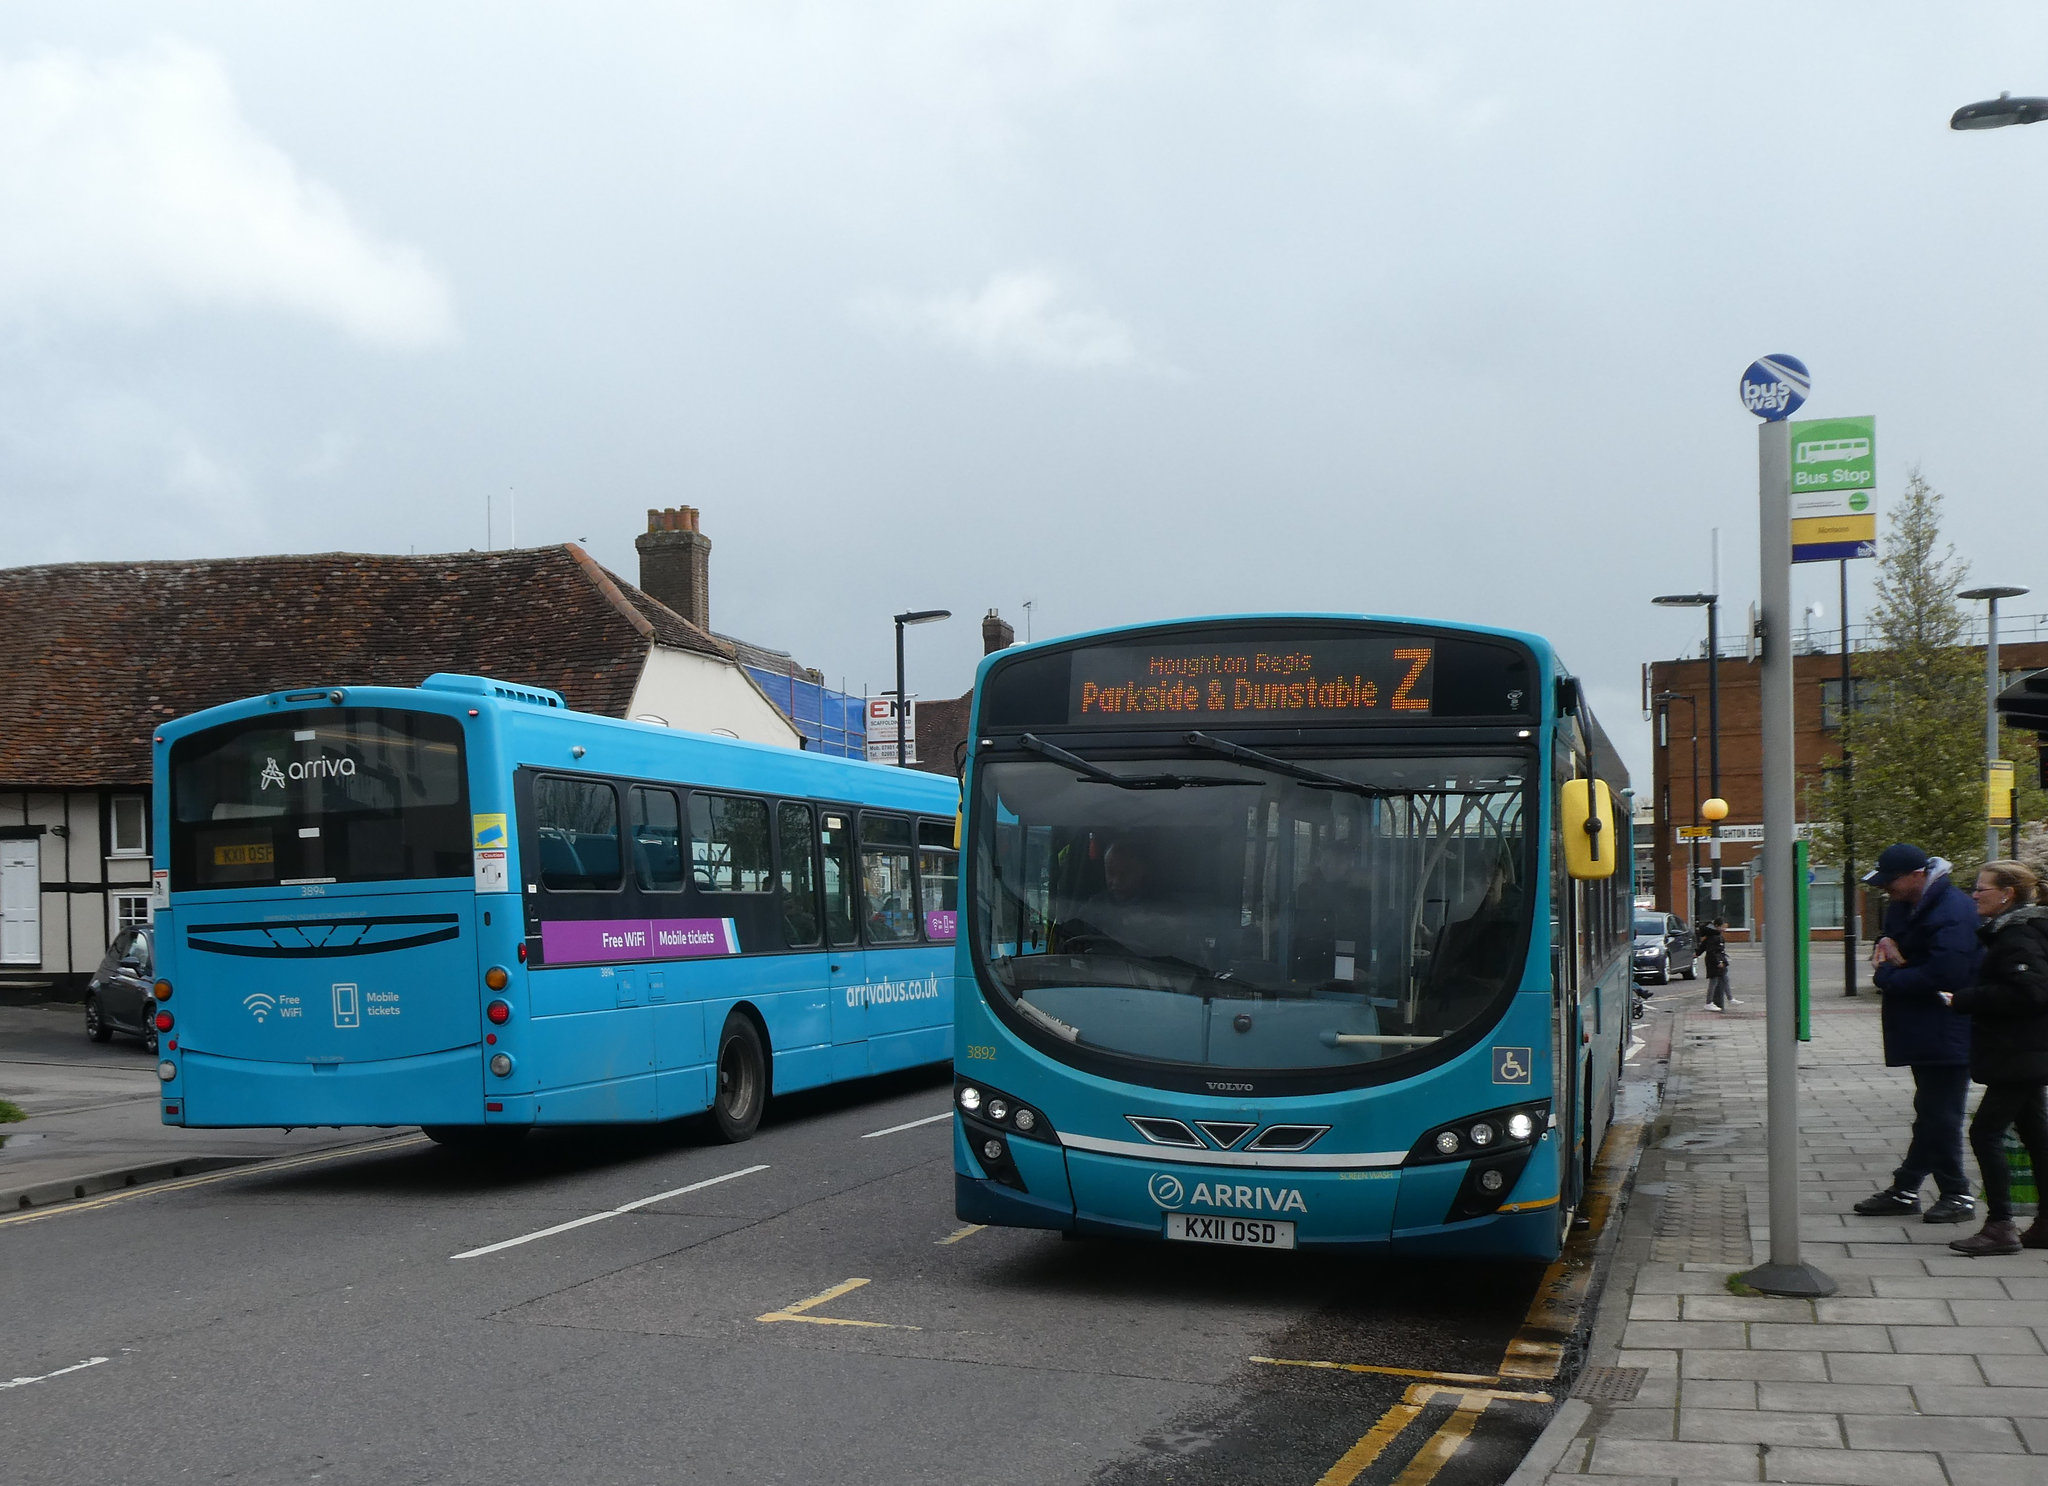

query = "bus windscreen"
[169,708,470,889]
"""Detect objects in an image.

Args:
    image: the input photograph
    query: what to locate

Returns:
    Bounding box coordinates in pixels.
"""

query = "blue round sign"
[1739,355,1809,421]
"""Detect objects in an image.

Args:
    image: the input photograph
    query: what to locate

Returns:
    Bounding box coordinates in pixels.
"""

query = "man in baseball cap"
[1853,843,1982,1222]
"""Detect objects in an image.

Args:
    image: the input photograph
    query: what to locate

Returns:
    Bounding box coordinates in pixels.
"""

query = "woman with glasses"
[1942,859,2048,1256]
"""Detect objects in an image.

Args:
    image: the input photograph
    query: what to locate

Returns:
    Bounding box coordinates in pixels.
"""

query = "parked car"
[1632,911,1696,984]
[85,925,159,1052]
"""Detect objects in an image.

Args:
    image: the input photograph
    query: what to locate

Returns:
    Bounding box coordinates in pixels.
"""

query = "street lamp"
[1951,92,2048,130]
[1960,585,2030,861]
[1655,691,1701,918]
[892,609,952,767]
[1654,592,1722,911]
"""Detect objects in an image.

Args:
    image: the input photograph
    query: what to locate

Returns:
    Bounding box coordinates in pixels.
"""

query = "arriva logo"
[1147,1173,1186,1209]
[260,755,358,790]
[1188,1181,1308,1214]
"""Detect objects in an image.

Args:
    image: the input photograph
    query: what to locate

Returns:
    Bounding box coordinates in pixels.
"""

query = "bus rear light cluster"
[158,1061,177,1082]
[153,979,172,1001]
[485,966,510,991]
[955,1078,1052,1142]
[486,1000,511,1025]
[154,1011,174,1032]
[489,1053,513,1077]
[1406,1101,1549,1167]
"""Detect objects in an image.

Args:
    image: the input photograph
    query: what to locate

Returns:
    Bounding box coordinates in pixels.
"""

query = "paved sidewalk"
[1532,949,2048,1486]
[1,1004,369,1207]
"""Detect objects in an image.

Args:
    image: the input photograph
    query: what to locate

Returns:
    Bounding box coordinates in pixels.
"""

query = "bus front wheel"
[712,1014,766,1143]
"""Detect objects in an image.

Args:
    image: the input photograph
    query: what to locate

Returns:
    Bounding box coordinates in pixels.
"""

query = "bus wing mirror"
[1561,778,1616,880]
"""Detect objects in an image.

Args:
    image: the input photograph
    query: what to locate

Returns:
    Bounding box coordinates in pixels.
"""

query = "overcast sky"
[4,5,2045,785]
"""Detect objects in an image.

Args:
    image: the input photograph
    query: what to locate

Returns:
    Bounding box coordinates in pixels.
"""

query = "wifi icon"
[243,992,277,1023]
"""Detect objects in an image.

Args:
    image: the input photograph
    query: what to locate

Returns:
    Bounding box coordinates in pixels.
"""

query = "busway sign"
[1789,414,1876,564]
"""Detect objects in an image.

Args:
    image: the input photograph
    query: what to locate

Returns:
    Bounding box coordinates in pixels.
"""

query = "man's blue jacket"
[1872,860,1981,1067]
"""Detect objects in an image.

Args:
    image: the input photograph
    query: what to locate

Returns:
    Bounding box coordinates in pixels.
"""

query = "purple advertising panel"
[925,910,957,941]
[540,917,740,966]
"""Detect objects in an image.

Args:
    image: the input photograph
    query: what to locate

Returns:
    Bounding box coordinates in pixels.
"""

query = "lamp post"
[1655,691,1701,917]
[892,609,952,767]
[1951,92,2048,129]
[1960,586,2029,862]
[1654,593,1722,914]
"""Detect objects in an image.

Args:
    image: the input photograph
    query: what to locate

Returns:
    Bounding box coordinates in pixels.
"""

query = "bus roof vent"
[420,673,567,709]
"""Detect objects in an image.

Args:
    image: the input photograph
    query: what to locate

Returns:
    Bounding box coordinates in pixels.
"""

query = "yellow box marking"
[757,1277,920,1330]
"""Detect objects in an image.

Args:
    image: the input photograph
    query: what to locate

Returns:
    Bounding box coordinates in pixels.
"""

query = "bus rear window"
[169,709,469,890]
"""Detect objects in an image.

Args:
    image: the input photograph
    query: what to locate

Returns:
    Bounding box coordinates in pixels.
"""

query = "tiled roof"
[0,545,732,789]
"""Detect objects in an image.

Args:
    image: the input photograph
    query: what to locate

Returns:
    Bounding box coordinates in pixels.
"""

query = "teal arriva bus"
[951,618,1632,1258]
[150,674,960,1144]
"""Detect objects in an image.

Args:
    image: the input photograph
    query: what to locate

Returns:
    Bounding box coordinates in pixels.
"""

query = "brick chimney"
[982,608,1015,654]
[635,506,711,631]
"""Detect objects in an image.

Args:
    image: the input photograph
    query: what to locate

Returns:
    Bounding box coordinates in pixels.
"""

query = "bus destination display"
[1071,639,1433,723]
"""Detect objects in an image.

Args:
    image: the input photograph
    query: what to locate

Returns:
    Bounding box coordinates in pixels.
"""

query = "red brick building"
[1645,625,2048,942]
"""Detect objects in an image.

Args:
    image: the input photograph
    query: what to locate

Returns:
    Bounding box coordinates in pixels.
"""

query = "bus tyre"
[712,1014,766,1143]
[85,994,113,1043]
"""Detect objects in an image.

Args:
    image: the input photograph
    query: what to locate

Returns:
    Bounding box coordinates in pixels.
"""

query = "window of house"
[689,793,771,893]
[114,894,152,931]
[111,796,147,856]
[1819,678,1877,731]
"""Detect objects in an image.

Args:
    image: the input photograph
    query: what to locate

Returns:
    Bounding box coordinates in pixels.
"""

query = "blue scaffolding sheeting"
[746,666,866,758]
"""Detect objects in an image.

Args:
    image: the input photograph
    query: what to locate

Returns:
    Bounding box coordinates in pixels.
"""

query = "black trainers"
[1853,1188,1920,1216]
[1924,1193,1978,1224]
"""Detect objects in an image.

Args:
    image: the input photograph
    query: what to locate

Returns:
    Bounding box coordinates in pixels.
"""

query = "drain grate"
[1573,1366,1648,1402]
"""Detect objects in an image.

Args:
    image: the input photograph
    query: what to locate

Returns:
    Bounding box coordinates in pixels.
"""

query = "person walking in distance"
[1943,861,2048,1256]
[1700,918,1733,1011]
[1853,844,1984,1223]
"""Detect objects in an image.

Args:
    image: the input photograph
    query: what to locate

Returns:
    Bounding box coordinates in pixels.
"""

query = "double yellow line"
[0,1134,430,1230]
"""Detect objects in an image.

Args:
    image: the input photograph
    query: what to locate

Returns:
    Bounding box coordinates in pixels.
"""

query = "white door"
[0,840,39,965]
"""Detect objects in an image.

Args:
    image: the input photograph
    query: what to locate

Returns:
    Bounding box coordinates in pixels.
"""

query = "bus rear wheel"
[711,1014,766,1143]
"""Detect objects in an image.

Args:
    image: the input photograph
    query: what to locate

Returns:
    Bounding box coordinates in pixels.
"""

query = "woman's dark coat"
[1948,904,2048,1085]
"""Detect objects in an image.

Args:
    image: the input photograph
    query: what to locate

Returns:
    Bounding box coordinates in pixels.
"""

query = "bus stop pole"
[1743,415,1837,1298]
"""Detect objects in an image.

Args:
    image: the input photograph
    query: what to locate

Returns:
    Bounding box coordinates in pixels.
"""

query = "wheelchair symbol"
[1492,1046,1532,1084]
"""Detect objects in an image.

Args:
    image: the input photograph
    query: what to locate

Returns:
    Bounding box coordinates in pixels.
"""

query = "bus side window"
[534,777,622,892]
[778,802,822,948]
[688,793,771,893]
[918,818,957,942]
[861,815,917,945]
[820,811,859,947]
[631,787,684,892]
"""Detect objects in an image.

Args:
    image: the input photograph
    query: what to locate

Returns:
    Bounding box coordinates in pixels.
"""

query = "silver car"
[1632,912,1696,984]
[84,926,160,1053]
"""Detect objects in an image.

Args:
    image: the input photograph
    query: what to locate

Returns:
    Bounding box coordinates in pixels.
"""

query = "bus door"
[819,808,868,1077]
[1552,754,1586,1214]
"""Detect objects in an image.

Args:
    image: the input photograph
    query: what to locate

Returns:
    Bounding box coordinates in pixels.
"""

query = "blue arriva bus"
[951,618,1632,1258]
[149,674,960,1145]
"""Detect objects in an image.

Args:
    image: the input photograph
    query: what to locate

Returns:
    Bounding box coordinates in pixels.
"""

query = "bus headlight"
[1435,1130,1460,1155]
[986,1099,1009,1122]
[1507,1112,1535,1141]
[1468,1122,1496,1146]
[1012,1108,1037,1133]
[489,1053,513,1077]
[958,1086,982,1113]
[158,1061,177,1082]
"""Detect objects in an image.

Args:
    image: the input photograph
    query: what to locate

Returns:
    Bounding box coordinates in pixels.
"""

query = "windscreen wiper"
[1180,732,1392,798]
[1018,734,1259,791]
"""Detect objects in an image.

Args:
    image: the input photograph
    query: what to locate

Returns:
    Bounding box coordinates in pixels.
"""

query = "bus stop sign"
[1740,355,1809,421]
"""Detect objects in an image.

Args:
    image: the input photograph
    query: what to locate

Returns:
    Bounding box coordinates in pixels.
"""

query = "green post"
[1794,838,1812,1042]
